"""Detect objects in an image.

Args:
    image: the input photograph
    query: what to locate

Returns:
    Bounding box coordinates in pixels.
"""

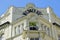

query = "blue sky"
[0,0,60,17]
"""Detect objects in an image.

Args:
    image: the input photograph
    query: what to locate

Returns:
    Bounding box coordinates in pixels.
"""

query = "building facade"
[0,3,60,40]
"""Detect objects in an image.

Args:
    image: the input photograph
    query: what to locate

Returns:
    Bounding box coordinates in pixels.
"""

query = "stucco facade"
[0,3,60,40]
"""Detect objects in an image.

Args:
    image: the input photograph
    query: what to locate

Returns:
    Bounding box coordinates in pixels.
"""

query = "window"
[15,27,16,35]
[30,38,34,40]
[22,23,24,27]
[46,27,50,36]
[20,26,23,34]
[18,25,20,34]
[15,25,20,35]
[44,26,47,34]
[15,27,19,35]
[0,34,4,40]
[58,35,60,40]
[29,22,38,30]
[30,26,38,30]
[30,38,39,40]
[44,26,46,31]
[41,24,51,36]
[35,38,39,40]
[41,24,44,30]
[0,36,2,40]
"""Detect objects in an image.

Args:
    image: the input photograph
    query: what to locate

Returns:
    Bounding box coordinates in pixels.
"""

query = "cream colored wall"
[12,19,27,37]
[4,25,12,39]
[55,26,60,40]
[13,35,24,40]
[0,6,13,25]
[12,7,24,22]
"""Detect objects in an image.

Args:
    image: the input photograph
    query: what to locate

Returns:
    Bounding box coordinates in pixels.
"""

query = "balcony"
[22,30,45,39]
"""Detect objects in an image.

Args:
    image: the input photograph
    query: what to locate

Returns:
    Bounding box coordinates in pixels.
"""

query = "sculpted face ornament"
[23,8,43,15]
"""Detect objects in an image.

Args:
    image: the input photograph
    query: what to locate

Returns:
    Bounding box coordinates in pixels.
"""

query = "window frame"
[58,35,60,40]
[30,38,39,40]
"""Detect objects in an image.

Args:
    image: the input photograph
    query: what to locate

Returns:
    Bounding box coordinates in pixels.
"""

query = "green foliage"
[29,22,36,26]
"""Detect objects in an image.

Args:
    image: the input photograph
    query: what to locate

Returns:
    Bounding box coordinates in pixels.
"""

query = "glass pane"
[0,34,3,40]
[47,28,50,36]
[41,24,44,30]
[30,38,34,40]
[0,37,2,40]
[18,25,20,34]
[58,36,60,40]
[15,27,16,35]
[35,38,39,40]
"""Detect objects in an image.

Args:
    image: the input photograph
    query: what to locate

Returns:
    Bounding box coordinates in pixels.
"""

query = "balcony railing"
[22,30,45,39]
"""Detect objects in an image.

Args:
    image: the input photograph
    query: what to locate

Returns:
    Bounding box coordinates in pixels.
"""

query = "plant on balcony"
[29,22,36,26]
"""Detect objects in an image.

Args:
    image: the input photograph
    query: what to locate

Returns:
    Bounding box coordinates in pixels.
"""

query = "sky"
[0,0,60,18]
